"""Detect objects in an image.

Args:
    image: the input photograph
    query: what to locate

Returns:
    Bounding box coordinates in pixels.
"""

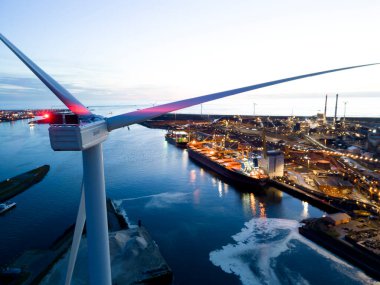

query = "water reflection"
[265,187,283,203]
[193,188,200,204]
[218,181,223,197]
[189,169,196,183]
[215,181,230,198]
[242,193,257,216]
[162,140,169,156]
[223,183,228,194]
[259,202,266,218]
[29,124,35,135]
[302,201,309,219]
[182,149,188,169]
[241,188,283,218]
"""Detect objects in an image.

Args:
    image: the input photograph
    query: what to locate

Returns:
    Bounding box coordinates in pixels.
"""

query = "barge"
[0,165,50,203]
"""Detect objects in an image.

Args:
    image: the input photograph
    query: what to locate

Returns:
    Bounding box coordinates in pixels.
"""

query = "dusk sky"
[0,0,379,116]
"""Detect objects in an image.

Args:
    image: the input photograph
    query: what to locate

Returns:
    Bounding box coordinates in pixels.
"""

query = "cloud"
[0,73,187,109]
[0,74,108,108]
[0,83,34,90]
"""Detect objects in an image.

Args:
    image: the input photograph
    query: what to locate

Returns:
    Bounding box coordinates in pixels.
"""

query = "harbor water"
[0,106,378,285]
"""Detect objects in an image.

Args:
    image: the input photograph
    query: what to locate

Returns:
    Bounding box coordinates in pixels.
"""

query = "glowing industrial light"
[43,113,50,119]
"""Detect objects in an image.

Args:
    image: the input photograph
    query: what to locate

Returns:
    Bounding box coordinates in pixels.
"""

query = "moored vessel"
[165,130,189,148]
[188,142,269,188]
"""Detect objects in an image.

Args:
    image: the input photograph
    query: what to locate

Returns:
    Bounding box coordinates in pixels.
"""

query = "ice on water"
[210,218,379,285]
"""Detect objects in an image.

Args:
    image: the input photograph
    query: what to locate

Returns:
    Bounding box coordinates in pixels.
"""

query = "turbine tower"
[0,34,377,284]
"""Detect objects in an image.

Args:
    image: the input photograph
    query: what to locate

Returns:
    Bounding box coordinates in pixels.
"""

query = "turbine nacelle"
[49,117,108,151]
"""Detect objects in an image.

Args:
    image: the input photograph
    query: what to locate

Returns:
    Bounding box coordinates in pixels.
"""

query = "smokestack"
[262,128,267,159]
[334,93,338,126]
[324,94,328,123]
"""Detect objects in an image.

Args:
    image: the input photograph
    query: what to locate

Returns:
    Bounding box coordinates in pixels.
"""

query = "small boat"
[0,267,22,276]
[0,202,16,214]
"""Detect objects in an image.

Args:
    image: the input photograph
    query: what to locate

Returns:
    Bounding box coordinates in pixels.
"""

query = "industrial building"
[324,213,351,226]
[314,176,353,197]
[259,150,284,178]
[367,128,380,154]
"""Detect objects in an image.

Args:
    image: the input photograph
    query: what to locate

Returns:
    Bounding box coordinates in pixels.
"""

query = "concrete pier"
[1,199,172,285]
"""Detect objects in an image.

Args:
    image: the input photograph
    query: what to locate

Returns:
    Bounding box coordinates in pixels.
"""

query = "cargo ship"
[187,142,269,188]
[165,130,189,148]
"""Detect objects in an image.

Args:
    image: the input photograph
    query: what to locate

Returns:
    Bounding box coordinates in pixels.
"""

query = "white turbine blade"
[106,63,378,131]
[0,34,91,116]
[65,184,86,285]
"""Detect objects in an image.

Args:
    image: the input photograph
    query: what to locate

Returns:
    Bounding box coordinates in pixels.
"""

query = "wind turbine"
[0,33,377,284]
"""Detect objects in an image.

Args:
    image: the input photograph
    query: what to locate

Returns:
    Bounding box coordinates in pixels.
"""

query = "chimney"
[334,93,338,126]
[262,128,267,159]
[324,94,328,123]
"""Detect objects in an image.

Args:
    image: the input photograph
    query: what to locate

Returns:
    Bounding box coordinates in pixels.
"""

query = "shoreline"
[270,180,341,213]
[299,217,380,281]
